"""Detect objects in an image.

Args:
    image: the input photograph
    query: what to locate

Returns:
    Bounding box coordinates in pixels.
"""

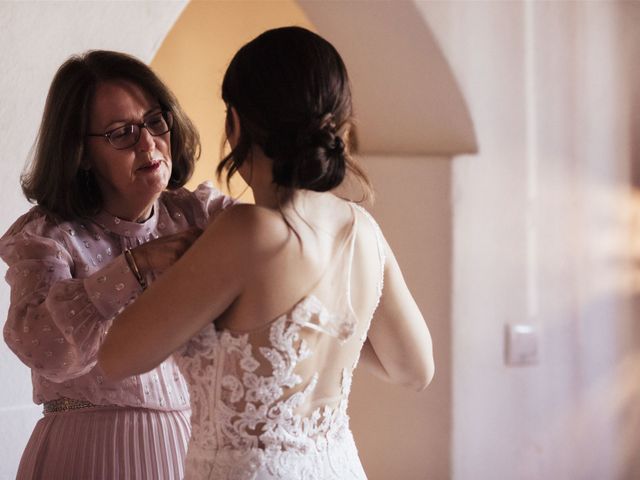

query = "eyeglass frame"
[86,110,174,150]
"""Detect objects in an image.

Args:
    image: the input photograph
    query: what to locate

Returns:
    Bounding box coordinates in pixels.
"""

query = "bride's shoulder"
[211,203,285,229]
[200,203,290,251]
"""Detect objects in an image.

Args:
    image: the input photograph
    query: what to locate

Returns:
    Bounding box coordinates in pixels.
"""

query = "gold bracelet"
[124,248,147,290]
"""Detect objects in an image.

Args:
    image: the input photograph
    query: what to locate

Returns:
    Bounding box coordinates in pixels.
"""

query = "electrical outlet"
[505,324,539,366]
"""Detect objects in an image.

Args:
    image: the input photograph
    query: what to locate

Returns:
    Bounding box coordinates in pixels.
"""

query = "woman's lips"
[137,160,162,172]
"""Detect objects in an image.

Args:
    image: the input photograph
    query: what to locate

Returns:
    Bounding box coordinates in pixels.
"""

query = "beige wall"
[420,1,640,478]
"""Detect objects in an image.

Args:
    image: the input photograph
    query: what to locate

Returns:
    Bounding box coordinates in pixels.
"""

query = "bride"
[98,26,434,479]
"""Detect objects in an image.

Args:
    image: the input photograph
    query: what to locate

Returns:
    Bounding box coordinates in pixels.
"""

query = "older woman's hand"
[132,227,202,278]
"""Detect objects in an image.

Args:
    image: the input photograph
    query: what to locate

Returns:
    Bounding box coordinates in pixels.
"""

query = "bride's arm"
[361,238,434,392]
[358,339,393,382]
[97,205,255,381]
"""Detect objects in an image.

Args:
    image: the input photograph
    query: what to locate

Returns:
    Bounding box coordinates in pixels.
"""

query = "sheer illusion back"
[175,203,385,479]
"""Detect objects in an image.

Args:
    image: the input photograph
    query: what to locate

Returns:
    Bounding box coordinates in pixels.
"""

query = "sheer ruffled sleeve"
[1,214,143,382]
[191,181,237,226]
[160,181,237,231]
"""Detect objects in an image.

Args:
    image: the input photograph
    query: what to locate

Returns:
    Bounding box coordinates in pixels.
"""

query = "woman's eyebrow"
[102,106,162,130]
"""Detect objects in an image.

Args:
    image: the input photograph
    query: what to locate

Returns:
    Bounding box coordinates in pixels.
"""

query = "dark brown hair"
[217,26,371,200]
[21,50,200,219]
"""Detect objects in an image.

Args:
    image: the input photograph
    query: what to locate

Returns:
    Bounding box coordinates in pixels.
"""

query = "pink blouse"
[1,182,234,411]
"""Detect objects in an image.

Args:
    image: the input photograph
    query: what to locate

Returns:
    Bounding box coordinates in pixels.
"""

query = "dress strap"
[344,203,359,315]
[349,204,386,344]
[351,204,386,298]
[292,203,359,342]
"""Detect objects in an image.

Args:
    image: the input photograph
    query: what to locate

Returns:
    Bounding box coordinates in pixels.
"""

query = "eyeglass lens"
[109,111,173,149]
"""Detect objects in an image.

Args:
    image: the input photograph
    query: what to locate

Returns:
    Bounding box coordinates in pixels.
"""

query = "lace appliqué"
[289,295,357,343]
[177,296,366,480]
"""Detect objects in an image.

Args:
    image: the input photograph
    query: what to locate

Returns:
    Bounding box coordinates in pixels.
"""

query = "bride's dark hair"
[217,26,371,199]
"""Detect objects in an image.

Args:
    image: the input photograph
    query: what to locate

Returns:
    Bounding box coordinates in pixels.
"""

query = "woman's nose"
[137,126,155,152]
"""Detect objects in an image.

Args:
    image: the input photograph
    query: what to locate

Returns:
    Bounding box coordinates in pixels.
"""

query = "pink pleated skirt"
[16,406,191,480]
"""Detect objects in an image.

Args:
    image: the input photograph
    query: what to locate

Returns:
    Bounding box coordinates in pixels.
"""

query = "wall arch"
[152,0,477,194]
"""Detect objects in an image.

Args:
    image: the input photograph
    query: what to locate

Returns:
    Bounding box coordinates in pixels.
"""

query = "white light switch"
[505,324,539,366]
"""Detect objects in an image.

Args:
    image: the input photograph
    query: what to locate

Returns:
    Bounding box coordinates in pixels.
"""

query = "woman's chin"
[136,166,171,192]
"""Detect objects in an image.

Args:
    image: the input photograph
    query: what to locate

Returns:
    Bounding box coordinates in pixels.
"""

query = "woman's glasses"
[87,110,174,150]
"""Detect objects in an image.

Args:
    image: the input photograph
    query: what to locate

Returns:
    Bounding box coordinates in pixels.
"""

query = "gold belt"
[43,397,104,414]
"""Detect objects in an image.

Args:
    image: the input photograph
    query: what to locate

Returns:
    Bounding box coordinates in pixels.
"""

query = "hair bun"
[331,136,345,155]
[269,120,347,192]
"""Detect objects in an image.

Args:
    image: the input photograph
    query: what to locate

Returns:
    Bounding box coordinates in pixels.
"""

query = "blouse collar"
[92,200,160,238]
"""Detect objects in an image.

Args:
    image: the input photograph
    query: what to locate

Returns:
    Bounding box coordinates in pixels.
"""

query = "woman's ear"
[226,106,242,149]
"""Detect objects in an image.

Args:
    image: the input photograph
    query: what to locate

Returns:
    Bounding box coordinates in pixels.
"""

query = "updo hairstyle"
[217,26,370,197]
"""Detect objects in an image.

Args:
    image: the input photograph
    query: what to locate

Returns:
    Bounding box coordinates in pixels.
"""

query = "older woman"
[1,50,233,479]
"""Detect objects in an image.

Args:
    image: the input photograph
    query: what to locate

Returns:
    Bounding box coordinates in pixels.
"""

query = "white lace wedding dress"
[175,205,385,479]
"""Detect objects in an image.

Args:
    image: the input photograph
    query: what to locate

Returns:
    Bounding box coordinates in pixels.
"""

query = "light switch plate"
[505,324,539,366]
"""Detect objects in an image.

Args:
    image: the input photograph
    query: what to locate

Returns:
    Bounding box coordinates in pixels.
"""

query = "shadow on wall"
[298,0,477,157]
